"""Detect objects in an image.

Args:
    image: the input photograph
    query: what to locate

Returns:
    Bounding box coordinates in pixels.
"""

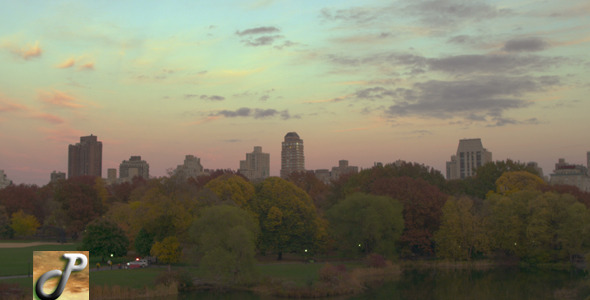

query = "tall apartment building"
[239,146,270,181]
[119,156,150,181]
[446,138,492,180]
[68,134,102,179]
[280,132,305,178]
[174,155,207,180]
[0,170,12,189]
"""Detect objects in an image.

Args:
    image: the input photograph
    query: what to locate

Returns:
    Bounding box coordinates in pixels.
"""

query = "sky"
[1,0,589,186]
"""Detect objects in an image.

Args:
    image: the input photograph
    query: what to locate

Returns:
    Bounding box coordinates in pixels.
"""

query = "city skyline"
[1,1,589,185]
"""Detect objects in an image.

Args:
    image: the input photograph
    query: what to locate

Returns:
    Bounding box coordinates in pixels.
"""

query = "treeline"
[1,161,590,274]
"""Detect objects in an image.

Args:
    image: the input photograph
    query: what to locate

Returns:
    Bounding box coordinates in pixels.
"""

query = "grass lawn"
[0,244,79,276]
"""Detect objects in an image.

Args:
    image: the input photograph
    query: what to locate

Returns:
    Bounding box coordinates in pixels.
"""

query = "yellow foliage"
[495,171,545,195]
[10,210,40,236]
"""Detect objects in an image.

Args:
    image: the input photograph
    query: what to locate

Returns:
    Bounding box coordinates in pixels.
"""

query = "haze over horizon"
[1,0,589,186]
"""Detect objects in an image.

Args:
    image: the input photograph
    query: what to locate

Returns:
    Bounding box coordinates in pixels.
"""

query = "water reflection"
[173,268,589,300]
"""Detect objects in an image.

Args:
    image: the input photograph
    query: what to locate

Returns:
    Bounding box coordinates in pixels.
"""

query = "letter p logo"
[34,252,89,300]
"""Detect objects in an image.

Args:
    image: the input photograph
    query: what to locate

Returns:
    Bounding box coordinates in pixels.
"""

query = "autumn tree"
[286,171,330,209]
[205,174,255,207]
[10,210,40,236]
[434,196,488,260]
[248,177,326,260]
[51,176,107,237]
[191,205,259,284]
[0,184,46,224]
[467,160,541,199]
[495,171,546,195]
[135,227,155,257]
[81,219,129,261]
[327,193,404,258]
[151,236,181,271]
[370,176,447,257]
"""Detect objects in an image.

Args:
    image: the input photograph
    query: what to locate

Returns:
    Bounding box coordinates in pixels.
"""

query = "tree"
[52,176,107,237]
[327,193,404,258]
[467,160,541,199]
[205,174,255,207]
[370,176,447,257]
[495,171,545,195]
[434,196,487,260]
[10,210,40,237]
[82,219,129,262]
[248,177,326,260]
[191,205,259,284]
[0,184,46,224]
[151,236,181,271]
[135,227,155,257]
[286,171,330,209]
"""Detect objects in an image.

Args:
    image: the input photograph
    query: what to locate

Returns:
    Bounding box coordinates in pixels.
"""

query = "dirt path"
[0,242,72,248]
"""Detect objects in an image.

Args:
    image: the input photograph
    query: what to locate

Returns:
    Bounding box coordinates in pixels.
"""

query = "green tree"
[248,177,326,260]
[205,174,255,207]
[434,196,487,260]
[327,193,404,258]
[191,205,259,284]
[82,219,129,262]
[468,160,540,199]
[151,236,181,271]
[134,227,155,257]
[10,210,40,236]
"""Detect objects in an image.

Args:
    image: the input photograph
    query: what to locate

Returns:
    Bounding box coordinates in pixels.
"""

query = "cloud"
[211,107,298,120]
[327,52,564,75]
[402,0,510,27]
[38,90,84,109]
[384,76,560,120]
[0,99,29,113]
[503,37,548,52]
[236,26,280,36]
[33,113,64,124]
[79,62,94,70]
[184,94,225,101]
[9,41,43,60]
[236,26,288,47]
[57,58,75,69]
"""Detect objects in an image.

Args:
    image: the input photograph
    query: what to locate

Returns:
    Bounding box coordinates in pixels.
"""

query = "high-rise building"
[239,146,270,181]
[119,156,150,181]
[50,171,66,183]
[68,134,102,179]
[446,138,492,180]
[174,155,206,180]
[0,170,12,189]
[107,168,117,185]
[280,132,304,178]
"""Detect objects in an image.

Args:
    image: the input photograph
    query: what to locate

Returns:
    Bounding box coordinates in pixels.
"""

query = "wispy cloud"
[0,99,29,113]
[33,113,64,124]
[184,94,225,101]
[236,26,280,36]
[79,62,94,70]
[3,41,43,60]
[210,107,299,120]
[57,58,75,69]
[38,90,84,109]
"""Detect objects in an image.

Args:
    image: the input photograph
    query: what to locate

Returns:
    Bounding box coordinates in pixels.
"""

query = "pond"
[174,267,589,300]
